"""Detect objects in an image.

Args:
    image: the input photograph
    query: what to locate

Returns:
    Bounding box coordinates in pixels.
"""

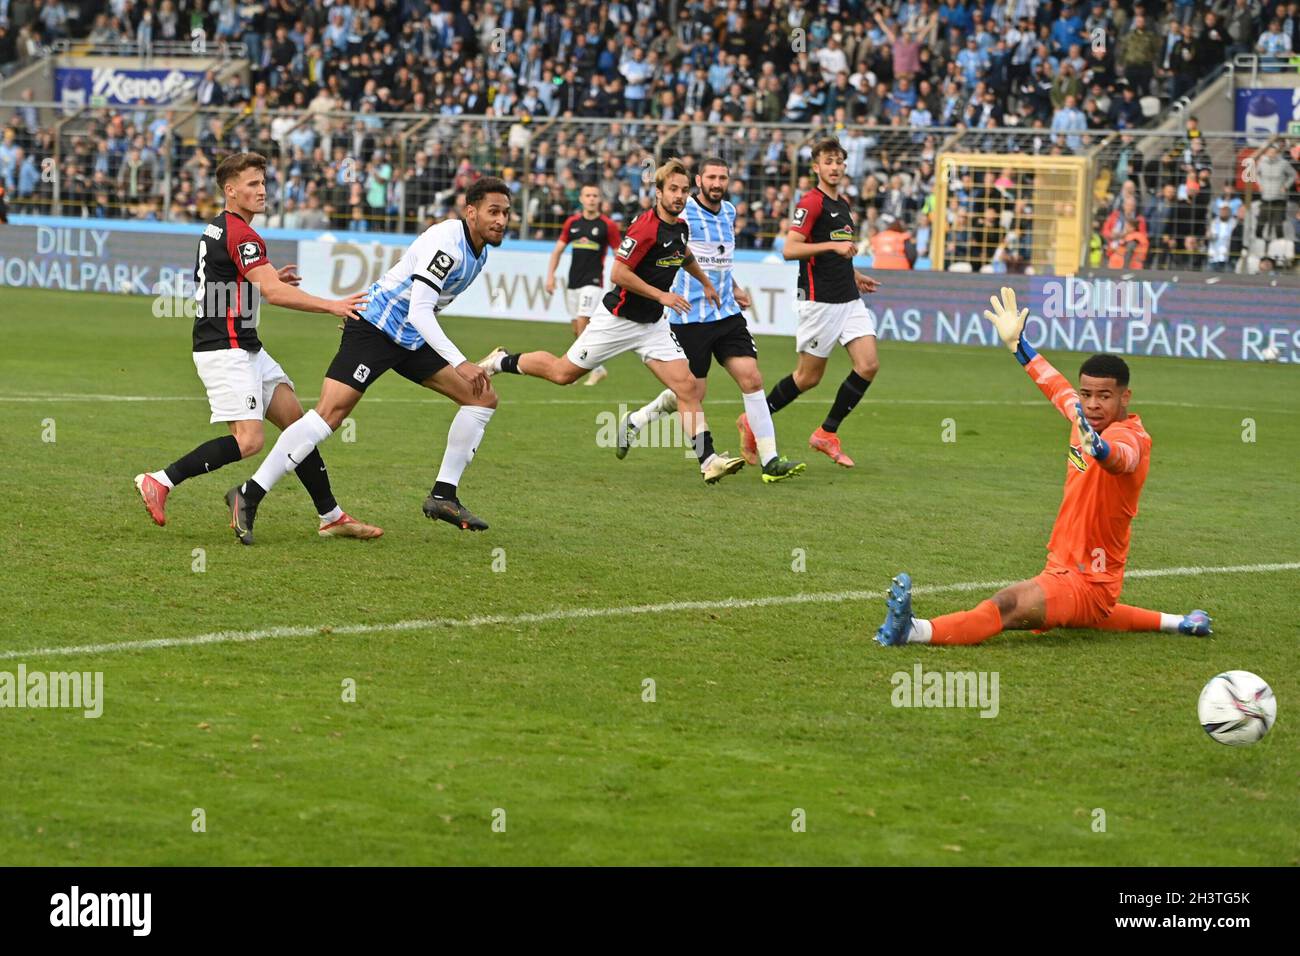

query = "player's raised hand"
[455,360,490,397]
[277,264,302,286]
[329,291,369,320]
[855,272,881,294]
[659,290,691,315]
[984,286,1028,352]
[1074,402,1111,460]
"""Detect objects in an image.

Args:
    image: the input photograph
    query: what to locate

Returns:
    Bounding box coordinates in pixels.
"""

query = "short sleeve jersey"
[192,210,271,352]
[790,187,858,303]
[601,207,690,323]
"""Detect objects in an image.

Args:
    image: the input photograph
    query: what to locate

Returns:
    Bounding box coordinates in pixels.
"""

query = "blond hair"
[654,158,690,191]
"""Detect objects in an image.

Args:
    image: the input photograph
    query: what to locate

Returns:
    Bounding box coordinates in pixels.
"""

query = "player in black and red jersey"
[132,152,381,540]
[480,160,746,484]
[544,183,621,386]
[762,138,881,469]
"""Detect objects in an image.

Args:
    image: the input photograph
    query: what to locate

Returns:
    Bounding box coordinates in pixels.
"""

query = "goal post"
[931,152,1092,275]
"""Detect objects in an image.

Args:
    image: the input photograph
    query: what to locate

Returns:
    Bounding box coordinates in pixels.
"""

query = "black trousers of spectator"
[1257,199,1287,241]
[1170,73,1197,101]
[1150,235,1176,270]
[1125,67,1154,95]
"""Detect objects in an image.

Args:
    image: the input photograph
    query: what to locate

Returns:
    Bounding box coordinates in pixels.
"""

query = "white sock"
[742,389,778,465]
[319,506,344,524]
[1159,613,1182,633]
[250,410,333,493]
[629,388,676,431]
[149,469,174,489]
[436,405,495,488]
[908,618,933,644]
[592,364,607,374]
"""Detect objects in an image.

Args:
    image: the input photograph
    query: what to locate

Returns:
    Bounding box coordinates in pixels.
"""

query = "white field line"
[2,562,1296,661]
[0,392,1293,413]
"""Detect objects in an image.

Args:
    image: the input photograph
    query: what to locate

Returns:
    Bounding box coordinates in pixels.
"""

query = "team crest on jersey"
[1067,444,1089,472]
[353,364,371,384]
[245,395,257,410]
[238,241,262,266]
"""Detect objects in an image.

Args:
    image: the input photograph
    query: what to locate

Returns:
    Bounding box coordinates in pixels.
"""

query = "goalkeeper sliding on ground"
[874,287,1212,646]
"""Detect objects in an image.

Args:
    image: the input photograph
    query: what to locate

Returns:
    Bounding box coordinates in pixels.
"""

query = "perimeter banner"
[0,223,294,296]
[295,239,1300,363]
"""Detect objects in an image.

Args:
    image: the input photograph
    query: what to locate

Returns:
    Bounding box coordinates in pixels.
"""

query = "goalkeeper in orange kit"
[874,287,1212,646]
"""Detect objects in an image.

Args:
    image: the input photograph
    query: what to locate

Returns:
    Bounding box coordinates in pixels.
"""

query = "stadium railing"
[48,39,249,62]
[2,101,1293,276]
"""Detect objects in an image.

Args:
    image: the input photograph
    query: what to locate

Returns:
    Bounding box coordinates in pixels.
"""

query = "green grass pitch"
[0,287,1296,865]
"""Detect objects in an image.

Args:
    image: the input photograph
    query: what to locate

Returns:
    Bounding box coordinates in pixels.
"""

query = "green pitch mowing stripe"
[3,561,1296,661]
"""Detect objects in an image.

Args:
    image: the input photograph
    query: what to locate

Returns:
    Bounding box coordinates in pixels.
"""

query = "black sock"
[500,353,522,374]
[240,478,267,506]
[164,434,242,486]
[822,371,872,433]
[694,429,715,465]
[766,374,802,414]
[293,448,338,516]
[431,480,457,500]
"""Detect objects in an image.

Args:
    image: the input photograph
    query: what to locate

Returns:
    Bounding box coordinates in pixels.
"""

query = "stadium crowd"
[1,0,1297,271]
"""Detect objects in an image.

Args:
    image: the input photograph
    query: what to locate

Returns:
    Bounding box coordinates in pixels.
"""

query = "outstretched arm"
[244,262,367,318]
[983,285,1076,420]
[984,286,1141,473]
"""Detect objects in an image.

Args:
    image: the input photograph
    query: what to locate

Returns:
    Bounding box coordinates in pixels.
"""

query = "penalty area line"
[2,561,1297,661]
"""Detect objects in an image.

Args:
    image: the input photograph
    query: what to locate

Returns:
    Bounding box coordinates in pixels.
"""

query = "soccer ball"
[1197,671,1277,746]
[1260,345,1281,362]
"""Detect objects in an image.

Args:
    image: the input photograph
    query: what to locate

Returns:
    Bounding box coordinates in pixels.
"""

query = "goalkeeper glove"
[983,286,1036,365]
[1074,402,1111,460]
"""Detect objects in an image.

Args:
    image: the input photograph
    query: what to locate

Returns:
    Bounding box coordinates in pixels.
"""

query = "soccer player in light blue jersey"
[223,178,510,542]
[616,157,806,483]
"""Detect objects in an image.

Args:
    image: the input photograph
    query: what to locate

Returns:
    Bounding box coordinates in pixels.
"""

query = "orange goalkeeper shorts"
[1032,564,1118,629]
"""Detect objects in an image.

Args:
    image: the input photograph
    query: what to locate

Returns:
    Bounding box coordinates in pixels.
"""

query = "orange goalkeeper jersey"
[1023,354,1151,596]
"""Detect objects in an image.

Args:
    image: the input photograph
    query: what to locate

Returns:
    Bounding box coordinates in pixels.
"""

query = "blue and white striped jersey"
[360,218,489,350]
[670,196,740,325]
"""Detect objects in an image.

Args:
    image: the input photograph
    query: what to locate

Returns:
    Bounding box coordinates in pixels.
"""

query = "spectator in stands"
[1254,144,1294,241]
[1051,92,1087,151]
[870,213,916,269]
[1224,0,1262,59]
[2,0,1279,273]
[1145,182,1182,269]
[1165,21,1201,102]
[1108,81,1143,129]
[1256,17,1293,57]
[1205,203,1243,271]
[1103,193,1150,268]
[1118,13,1160,94]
